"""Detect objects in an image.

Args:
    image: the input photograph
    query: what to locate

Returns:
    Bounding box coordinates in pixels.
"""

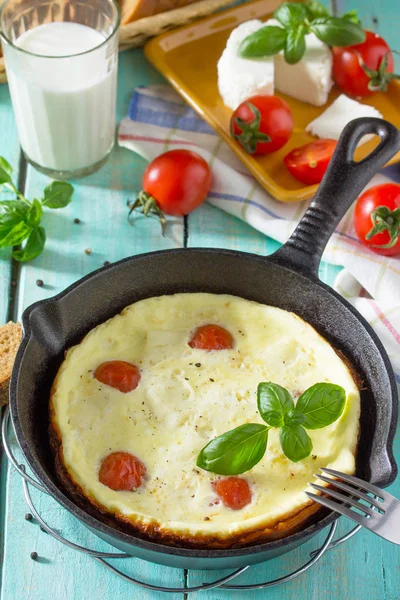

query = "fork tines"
[305,467,386,525]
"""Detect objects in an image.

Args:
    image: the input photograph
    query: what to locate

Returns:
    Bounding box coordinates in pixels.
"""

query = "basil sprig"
[238,1,366,64]
[0,157,73,262]
[196,382,346,474]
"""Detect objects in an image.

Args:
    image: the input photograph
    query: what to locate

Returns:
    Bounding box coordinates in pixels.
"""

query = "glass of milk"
[0,0,120,179]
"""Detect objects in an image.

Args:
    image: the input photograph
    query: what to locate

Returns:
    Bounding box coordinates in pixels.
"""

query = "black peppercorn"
[30,551,38,560]
[73,218,80,224]
[36,279,44,287]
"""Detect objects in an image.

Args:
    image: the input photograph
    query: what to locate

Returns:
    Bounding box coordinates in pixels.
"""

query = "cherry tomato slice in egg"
[94,360,141,393]
[99,452,146,491]
[213,477,252,510]
[188,325,234,351]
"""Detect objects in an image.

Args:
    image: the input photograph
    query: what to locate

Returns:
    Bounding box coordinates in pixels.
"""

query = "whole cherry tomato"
[284,139,337,185]
[94,360,141,393]
[99,452,146,491]
[213,477,252,510]
[332,31,399,97]
[230,95,294,155]
[189,324,234,351]
[129,149,212,234]
[354,183,400,256]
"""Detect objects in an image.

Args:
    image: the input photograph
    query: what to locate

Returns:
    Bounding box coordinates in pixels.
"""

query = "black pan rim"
[9,247,398,560]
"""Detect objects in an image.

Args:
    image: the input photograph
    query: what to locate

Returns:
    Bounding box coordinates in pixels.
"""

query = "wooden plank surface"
[0,50,186,600]
[0,0,399,598]
[0,78,23,587]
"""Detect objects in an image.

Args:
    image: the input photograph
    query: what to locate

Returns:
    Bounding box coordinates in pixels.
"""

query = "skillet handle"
[271,117,400,277]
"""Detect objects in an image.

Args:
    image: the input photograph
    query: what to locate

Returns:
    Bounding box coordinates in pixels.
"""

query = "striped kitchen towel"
[118,85,400,385]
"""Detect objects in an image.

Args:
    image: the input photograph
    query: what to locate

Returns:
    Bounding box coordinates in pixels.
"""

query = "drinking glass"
[0,0,120,179]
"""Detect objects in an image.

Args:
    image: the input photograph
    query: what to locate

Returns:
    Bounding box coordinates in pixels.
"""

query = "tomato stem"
[128,191,167,236]
[359,51,400,92]
[230,102,271,154]
[366,205,400,249]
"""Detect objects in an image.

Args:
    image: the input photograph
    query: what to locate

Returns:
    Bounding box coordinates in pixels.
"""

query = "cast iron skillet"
[10,118,400,570]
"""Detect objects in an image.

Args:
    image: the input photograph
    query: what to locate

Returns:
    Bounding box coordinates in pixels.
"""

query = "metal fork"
[305,468,400,545]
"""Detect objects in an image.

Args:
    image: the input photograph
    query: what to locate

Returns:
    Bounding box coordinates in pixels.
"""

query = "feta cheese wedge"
[217,20,274,110]
[266,19,333,107]
[306,94,383,141]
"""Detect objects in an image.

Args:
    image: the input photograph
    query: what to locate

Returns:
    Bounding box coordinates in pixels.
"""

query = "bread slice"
[0,322,22,406]
[118,0,200,25]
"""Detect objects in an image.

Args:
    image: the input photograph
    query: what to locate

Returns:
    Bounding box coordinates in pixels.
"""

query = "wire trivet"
[2,407,361,594]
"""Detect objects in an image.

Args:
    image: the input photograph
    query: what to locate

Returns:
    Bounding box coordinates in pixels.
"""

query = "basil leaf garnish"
[27,199,43,228]
[305,0,330,19]
[0,156,13,175]
[13,226,46,262]
[274,3,308,27]
[197,380,347,474]
[284,25,306,64]
[42,181,74,209]
[341,10,361,25]
[0,220,32,249]
[0,165,12,186]
[196,423,269,475]
[309,17,366,46]
[296,383,346,430]
[238,26,287,59]
[280,424,313,462]
[284,408,306,426]
[257,382,294,427]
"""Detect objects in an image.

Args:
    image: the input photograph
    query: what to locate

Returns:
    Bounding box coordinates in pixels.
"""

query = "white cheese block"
[266,19,333,107]
[217,20,274,110]
[306,94,383,142]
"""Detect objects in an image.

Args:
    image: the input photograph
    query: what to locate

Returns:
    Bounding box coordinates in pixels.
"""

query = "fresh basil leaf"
[13,226,46,262]
[305,0,330,19]
[196,423,269,475]
[0,200,29,218]
[284,408,306,426]
[310,17,366,46]
[284,25,306,64]
[26,199,43,227]
[42,181,74,208]
[0,165,12,186]
[280,424,313,462]
[0,157,13,175]
[296,383,346,429]
[257,382,294,427]
[238,26,287,59]
[341,10,361,25]
[0,212,22,236]
[274,2,308,27]
[0,220,32,249]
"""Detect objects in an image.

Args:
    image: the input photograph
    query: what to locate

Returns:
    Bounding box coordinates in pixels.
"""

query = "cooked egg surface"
[51,294,360,537]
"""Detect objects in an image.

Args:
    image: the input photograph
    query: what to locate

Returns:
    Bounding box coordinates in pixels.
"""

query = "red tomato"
[99,452,146,491]
[332,31,397,97]
[94,361,141,393]
[213,477,252,510]
[188,324,234,351]
[230,96,294,155]
[354,183,400,256]
[284,140,337,185]
[130,149,212,234]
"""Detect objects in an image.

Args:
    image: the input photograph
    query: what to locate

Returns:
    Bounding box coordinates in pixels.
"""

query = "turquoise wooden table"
[0,1,399,598]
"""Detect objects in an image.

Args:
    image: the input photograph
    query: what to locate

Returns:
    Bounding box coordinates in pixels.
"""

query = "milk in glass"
[4,21,117,175]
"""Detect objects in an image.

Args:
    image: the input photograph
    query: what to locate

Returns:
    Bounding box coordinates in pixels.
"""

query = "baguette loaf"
[119,0,200,25]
